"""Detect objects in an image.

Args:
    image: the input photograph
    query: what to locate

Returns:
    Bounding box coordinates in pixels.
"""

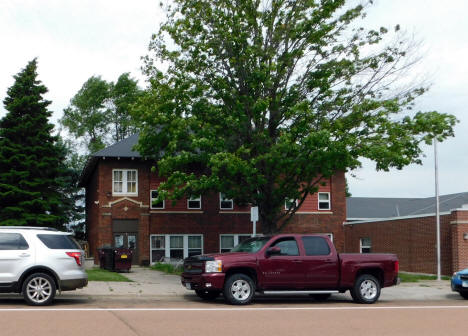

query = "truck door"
[300,236,339,289]
[259,237,304,289]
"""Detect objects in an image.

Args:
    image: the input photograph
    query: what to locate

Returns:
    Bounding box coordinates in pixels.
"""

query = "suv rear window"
[37,234,81,250]
[0,233,29,250]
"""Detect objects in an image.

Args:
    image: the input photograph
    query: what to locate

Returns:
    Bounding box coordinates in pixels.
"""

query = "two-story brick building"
[80,134,347,265]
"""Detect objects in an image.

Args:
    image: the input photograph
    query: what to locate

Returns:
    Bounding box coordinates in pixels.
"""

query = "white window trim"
[219,234,251,253]
[219,192,233,210]
[360,237,372,253]
[112,169,138,196]
[323,233,333,242]
[285,198,298,210]
[318,192,331,210]
[149,234,204,263]
[150,189,165,209]
[187,195,202,210]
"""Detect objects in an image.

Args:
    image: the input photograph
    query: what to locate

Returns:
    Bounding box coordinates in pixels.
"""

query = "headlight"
[205,260,222,273]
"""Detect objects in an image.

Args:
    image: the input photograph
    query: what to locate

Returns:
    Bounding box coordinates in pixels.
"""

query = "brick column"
[451,209,468,272]
[139,213,150,265]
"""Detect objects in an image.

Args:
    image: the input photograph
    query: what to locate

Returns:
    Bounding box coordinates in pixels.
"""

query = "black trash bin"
[99,247,115,271]
[114,248,132,272]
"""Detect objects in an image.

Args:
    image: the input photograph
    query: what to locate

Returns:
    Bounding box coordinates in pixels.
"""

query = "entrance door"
[113,233,138,263]
[112,220,139,264]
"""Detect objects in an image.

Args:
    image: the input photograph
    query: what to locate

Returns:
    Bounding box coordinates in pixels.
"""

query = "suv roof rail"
[0,226,58,231]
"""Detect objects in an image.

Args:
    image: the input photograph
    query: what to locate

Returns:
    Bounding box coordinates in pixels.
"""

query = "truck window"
[271,238,299,256]
[231,237,270,253]
[301,236,330,256]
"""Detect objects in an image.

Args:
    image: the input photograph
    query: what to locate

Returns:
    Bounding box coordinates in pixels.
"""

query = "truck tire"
[223,274,255,305]
[351,274,381,304]
[22,273,56,306]
[195,289,220,301]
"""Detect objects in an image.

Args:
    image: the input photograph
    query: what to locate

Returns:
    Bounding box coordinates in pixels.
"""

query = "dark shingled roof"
[347,192,468,220]
[79,134,142,187]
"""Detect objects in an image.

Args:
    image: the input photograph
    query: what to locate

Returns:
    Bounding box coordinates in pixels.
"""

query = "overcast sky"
[0,0,467,198]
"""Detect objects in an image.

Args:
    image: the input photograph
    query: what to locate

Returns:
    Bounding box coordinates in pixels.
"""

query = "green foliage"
[86,268,132,282]
[150,262,183,275]
[134,0,457,233]
[0,59,69,229]
[61,73,143,154]
[399,272,449,282]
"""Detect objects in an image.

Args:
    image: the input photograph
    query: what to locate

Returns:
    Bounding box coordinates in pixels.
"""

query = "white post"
[434,139,441,280]
[251,206,259,237]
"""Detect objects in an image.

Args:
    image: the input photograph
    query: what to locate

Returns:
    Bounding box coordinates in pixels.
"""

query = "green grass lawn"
[150,262,183,275]
[399,272,450,283]
[86,268,132,282]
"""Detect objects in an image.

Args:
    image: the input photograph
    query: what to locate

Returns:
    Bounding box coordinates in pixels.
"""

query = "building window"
[150,190,165,209]
[360,238,372,253]
[219,234,251,253]
[318,192,331,210]
[150,234,203,263]
[187,195,201,209]
[220,193,233,210]
[285,198,298,210]
[113,169,137,195]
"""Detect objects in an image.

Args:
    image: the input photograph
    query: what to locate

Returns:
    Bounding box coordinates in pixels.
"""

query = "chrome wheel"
[26,276,53,304]
[359,279,378,300]
[230,279,251,301]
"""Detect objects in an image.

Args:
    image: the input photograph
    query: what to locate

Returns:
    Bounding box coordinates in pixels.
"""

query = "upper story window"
[285,198,298,210]
[113,169,137,195]
[219,193,233,210]
[187,195,201,209]
[150,190,165,209]
[318,192,331,210]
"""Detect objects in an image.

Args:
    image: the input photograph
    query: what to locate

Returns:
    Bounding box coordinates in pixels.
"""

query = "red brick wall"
[451,210,468,271]
[86,159,346,264]
[344,213,454,275]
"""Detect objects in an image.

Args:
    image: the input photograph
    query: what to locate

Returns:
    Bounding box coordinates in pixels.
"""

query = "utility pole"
[434,139,441,280]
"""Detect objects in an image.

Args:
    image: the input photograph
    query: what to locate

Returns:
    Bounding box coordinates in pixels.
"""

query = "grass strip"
[86,268,132,282]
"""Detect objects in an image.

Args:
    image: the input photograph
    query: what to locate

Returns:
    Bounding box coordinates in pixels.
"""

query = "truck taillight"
[66,252,82,266]
[394,260,399,273]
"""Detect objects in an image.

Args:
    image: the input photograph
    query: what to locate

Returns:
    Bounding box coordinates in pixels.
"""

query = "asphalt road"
[1,294,468,336]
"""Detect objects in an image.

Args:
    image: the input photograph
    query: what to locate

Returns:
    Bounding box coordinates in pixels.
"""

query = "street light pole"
[434,139,441,280]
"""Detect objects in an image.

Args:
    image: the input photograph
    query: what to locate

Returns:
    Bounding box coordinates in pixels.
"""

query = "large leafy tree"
[134,0,457,233]
[61,73,143,153]
[0,59,68,228]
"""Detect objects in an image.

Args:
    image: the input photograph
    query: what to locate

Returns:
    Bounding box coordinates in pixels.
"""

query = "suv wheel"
[195,289,221,301]
[351,274,381,304]
[22,273,56,306]
[224,274,255,305]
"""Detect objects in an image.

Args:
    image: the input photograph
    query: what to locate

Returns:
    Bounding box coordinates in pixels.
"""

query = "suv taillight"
[66,252,82,266]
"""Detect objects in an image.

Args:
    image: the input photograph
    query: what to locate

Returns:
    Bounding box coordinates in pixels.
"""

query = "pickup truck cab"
[181,234,399,305]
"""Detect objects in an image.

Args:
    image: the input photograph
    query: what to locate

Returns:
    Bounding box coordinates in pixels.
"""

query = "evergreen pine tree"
[0,59,66,228]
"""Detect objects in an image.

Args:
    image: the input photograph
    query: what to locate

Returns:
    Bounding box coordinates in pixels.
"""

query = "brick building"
[80,134,347,265]
[345,193,468,275]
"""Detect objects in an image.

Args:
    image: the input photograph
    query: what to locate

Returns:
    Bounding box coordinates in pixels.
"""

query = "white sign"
[250,206,258,222]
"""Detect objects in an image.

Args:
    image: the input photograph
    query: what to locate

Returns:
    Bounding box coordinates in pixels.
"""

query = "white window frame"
[187,195,202,210]
[285,198,298,210]
[219,192,233,210]
[318,192,331,210]
[112,169,138,196]
[150,189,165,209]
[219,234,251,253]
[149,234,204,263]
[360,237,372,253]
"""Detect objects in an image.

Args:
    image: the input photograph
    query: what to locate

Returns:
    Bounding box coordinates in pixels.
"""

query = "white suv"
[0,227,88,305]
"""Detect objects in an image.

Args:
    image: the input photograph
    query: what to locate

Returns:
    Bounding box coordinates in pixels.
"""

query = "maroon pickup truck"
[181,234,399,305]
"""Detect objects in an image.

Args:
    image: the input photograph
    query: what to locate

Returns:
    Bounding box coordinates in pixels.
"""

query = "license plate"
[462,281,468,288]
[121,255,128,259]
[186,283,191,290]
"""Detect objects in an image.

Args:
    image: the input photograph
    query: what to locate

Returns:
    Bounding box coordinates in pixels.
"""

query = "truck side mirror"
[266,246,281,257]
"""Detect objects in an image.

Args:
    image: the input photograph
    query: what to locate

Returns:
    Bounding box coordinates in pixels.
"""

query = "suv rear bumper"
[181,273,225,291]
[60,278,88,291]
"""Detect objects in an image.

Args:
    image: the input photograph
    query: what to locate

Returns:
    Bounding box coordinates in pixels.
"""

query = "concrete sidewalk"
[63,267,462,302]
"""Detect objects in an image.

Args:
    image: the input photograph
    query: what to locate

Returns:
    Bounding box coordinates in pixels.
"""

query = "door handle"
[19,253,30,257]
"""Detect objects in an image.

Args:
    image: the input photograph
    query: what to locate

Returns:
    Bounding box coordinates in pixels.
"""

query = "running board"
[262,290,339,295]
